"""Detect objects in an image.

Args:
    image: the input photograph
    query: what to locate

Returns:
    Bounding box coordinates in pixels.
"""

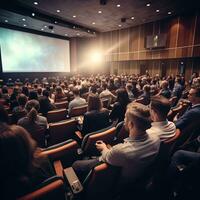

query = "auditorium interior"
[0,0,200,200]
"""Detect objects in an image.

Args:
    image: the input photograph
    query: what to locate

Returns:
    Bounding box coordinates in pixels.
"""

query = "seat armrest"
[54,160,63,178]
[63,167,83,194]
[75,131,83,139]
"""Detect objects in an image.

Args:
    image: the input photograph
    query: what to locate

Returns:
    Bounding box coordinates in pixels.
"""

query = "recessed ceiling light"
[92,22,96,25]
[98,10,102,14]
[93,32,96,34]
[51,30,54,33]
[168,11,171,15]
[156,9,160,12]
[23,24,27,27]
[131,16,135,20]
[44,25,47,28]
[5,19,8,23]
[146,3,151,7]
[32,13,35,16]
[34,2,38,5]
[65,33,68,36]
[73,26,76,29]
[77,33,80,36]
[117,4,120,7]
[56,9,60,13]
[54,21,58,24]
[73,15,76,18]
[22,18,26,21]
[41,28,44,31]
[87,30,90,32]
[118,24,122,27]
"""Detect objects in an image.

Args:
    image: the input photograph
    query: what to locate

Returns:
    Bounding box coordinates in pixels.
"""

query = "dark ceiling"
[0,0,199,38]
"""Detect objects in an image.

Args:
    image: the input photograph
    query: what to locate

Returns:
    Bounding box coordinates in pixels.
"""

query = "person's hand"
[95,140,108,152]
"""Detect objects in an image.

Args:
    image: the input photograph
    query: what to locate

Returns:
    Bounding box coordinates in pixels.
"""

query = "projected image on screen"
[0,27,70,72]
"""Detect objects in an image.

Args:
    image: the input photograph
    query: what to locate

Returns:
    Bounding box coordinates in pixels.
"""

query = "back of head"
[0,104,9,123]
[25,100,40,122]
[73,88,80,96]
[102,83,108,90]
[116,88,130,106]
[18,94,28,107]
[150,95,170,120]
[161,80,169,89]
[126,102,151,132]
[143,84,151,93]
[87,93,102,111]
[29,90,38,100]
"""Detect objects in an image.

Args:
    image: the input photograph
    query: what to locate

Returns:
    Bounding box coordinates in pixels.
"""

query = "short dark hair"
[191,85,200,97]
[150,95,170,119]
[73,88,80,96]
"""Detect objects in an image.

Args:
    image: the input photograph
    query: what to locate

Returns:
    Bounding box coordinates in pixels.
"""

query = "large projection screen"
[0,27,70,72]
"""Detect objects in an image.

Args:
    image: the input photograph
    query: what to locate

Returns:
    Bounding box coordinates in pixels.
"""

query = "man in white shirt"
[72,102,160,185]
[68,88,87,114]
[147,95,176,141]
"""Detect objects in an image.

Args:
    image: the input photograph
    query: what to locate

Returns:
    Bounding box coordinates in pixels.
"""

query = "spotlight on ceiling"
[100,0,107,5]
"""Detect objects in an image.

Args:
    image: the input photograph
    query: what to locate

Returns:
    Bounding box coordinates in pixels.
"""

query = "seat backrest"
[48,119,78,146]
[42,139,80,168]
[81,126,116,156]
[55,97,68,102]
[47,109,67,123]
[54,101,68,109]
[84,163,120,200]
[31,127,47,148]
[17,176,65,200]
[69,105,88,117]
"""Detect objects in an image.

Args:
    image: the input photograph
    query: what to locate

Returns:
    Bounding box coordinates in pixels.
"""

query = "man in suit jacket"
[176,85,200,131]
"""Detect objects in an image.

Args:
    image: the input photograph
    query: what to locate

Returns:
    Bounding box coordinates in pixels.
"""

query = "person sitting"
[137,84,151,105]
[18,100,48,136]
[81,94,110,136]
[0,104,9,124]
[110,88,130,123]
[99,82,116,101]
[54,86,66,102]
[0,123,54,199]
[72,102,160,186]
[126,83,134,101]
[68,88,86,114]
[176,85,200,131]
[158,80,171,99]
[147,95,176,141]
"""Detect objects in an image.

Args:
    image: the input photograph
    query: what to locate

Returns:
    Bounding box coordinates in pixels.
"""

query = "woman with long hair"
[81,93,110,136]
[0,124,54,199]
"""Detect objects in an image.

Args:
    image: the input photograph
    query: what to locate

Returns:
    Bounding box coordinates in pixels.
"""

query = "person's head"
[87,94,102,112]
[0,123,40,179]
[143,84,151,94]
[150,95,171,121]
[90,84,97,94]
[188,85,200,105]
[126,83,133,91]
[17,94,28,107]
[42,89,50,98]
[102,83,108,90]
[73,88,80,97]
[161,80,169,89]
[55,86,63,94]
[116,88,130,106]
[37,87,42,95]
[25,100,40,122]
[22,86,29,97]
[2,86,8,94]
[29,90,38,100]
[125,102,151,136]
[0,104,9,123]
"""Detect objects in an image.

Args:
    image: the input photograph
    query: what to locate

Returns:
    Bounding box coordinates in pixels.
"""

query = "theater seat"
[69,105,87,118]
[54,101,68,109]
[48,119,78,146]
[17,176,65,200]
[81,126,116,156]
[64,163,120,200]
[47,109,68,123]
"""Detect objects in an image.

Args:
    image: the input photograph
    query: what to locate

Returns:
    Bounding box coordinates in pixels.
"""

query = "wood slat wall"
[72,12,200,78]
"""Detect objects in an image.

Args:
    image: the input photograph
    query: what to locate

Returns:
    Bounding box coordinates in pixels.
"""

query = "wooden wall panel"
[129,26,139,52]
[119,28,129,53]
[111,30,119,53]
[177,15,195,47]
[194,15,200,45]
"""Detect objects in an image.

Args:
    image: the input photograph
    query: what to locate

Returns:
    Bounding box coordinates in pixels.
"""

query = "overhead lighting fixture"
[73,26,76,29]
[77,33,80,36]
[56,9,61,13]
[22,18,26,21]
[44,25,47,28]
[51,30,54,33]
[73,15,76,18]
[118,24,122,27]
[32,13,35,16]
[65,33,68,36]
[87,30,90,32]
[54,21,58,24]
[41,28,44,31]
[146,3,151,7]
[131,16,135,20]
[156,9,160,12]
[117,4,120,7]
[34,2,38,5]
[168,11,171,15]
[92,22,96,24]
[5,19,8,23]
[98,10,102,14]
[93,32,96,34]
[23,24,27,27]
